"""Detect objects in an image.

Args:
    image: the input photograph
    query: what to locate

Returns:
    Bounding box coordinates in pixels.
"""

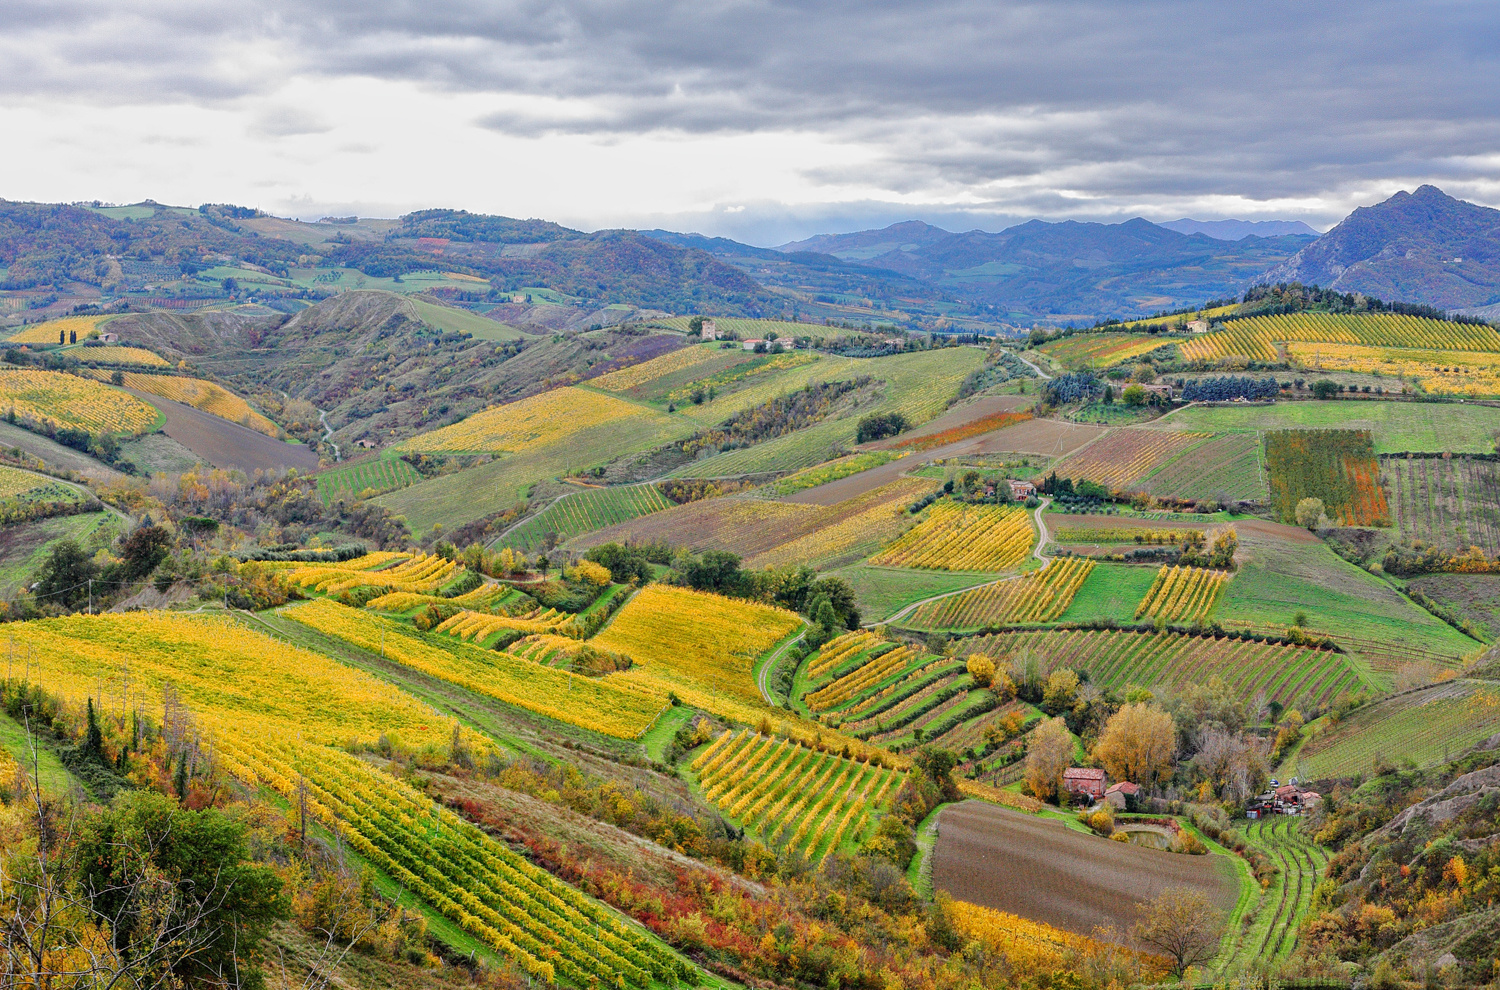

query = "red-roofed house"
[1104,780,1140,811]
[1063,767,1107,801]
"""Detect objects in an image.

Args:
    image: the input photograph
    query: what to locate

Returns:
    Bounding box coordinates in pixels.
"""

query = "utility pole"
[88,578,93,615]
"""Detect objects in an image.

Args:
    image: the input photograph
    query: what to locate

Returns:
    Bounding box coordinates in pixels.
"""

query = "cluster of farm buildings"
[1062,768,1320,818]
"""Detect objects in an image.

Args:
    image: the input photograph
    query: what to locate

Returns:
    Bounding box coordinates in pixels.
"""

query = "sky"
[2,0,1498,245]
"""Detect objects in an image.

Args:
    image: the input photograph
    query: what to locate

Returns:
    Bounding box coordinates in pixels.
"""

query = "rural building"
[1187,319,1210,333]
[1104,780,1140,810]
[1008,480,1036,500]
[700,319,718,340]
[742,339,763,351]
[99,331,119,343]
[356,439,378,450]
[1138,383,1173,400]
[1063,767,1107,801]
[1251,784,1323,817]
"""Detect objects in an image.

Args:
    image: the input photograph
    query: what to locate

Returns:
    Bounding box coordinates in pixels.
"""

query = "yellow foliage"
[401,386,665,453]
[0,368,159,435]
[869,501,1034,571]
[1133,566,1230,623]
[6,315,112,344]
[86,371,278,435]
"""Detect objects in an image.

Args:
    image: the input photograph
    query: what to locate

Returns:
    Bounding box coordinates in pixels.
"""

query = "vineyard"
[433,607,575,641]
[1036,334,1171,369]
[945,898,1165,977]
[315,455,424,504]
[401,386,674,453]
[1226,819,1330,971]
[691,730,901,860]
[77,345,170,368]
[1139,432,1267,501]
[747,479,931,569]
[893,410,1033,452]
[1179,312,1500,363]
[1292,680,1500,779]
[869,501,1034,571]
[7,315,112,344]
[365,584,514,614]
[88,371,278,434]
[588,341,721,392]
[656,316,845,342]
[1050,429,1211,490]
[285,598,668,738]
[959,627,1367,711]
[1285,342,1500,396]
[499,484,673,553]
[289,552,459,595]
[1133,566,1231,623]
[0,368,160,435]
[904,558,1095,629]
[0,464,68,499]
[766,451,900,496]
[1264,429,1390,525]
[1382,454,1500,550]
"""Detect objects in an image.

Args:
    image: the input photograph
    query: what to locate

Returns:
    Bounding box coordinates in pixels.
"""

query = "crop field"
[594,584,802,709]
[1051,524,1202,545]
[87,371,278,434]
[1292,680,1500,779]
[869,501,1034,571]
[890,410,1033,452]
[1285,342,1500,396]
[946,898,1163,975]
[401,386,677,454]
[692,731,901,860]
[434,607,575,641]
[657,316,847,342]
[831,564,1004,623]
[1383,454,1500,550]
[74,345,170,368]
[499,483,673,553]
[959,626,1367,712]
[1221,533,1479,665]
[315,454,423,504]
[1114,303,1241,329]
[0,464,71,499]
[932,802,1240,946]
[365,584,514,614]
[904,557,1094,629]
[1054,563,1165,624]
[765,451,901,496]
[1140,432,1267,501]
[0,611,684,985]
[285,598,667,739]
[1153,400,1500,454]
[1036,333,1173,369]
[806,642,924,712]
[289,552,458,595]
[1264,429,1389,525]
[747,479,932,569]
[1133,566,1231,623]
[0,368,160,435]
[6,315,112,344]
[588,340,728,394]
[1178,312,1500,363]
[1405,574,1500,639]
[1224,819,1330,971]
[1050,429,1211,490]
[663,352,820,409]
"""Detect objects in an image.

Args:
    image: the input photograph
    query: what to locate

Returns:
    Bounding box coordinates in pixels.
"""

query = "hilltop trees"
[1023,717,1074,801]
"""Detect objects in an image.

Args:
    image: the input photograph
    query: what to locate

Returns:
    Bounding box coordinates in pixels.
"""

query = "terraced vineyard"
[1180,311,1500,363]
[904,558,1094,630]
[1293,680,1500,779]
[289,552,459,595]
[1050,429,1210,490]
[434,607,575,641]
[692,730,902,860]
[1228,819,1330,971]
[869,501,1033,571]
[959,627,1367,712]
[499,483,673,553]
[1140,432,1267,501]
[0,368,160,435]
[315,455,423,504]
[1383,454,1500,550]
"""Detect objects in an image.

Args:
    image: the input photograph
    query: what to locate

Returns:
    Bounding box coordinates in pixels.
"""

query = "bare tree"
[1131,887,1223,975]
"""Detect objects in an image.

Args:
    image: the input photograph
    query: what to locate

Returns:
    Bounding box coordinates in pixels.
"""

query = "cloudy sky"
[2,0,1497,243]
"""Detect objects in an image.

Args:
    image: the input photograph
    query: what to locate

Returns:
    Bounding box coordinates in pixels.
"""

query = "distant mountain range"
[1157,218,1321,240]
[1261,185,1500,316]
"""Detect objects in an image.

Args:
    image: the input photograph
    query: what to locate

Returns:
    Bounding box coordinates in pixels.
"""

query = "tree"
[584,542,650,583]
[1095,703,1176,787]
[1023,717,1074,801]
[966,653,995,688]
[34,539,99,607]
[119,524,173,579]
[1122,384,1147,406]
[1041,668,1079,714]
[110,369,124,386]
[688,315,705,334]
[1295,496,1326,530]
[1132,888,1223,975]
[1311,378,1340,399]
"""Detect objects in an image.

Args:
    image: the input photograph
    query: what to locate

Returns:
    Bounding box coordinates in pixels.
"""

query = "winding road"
[756,628,806,706]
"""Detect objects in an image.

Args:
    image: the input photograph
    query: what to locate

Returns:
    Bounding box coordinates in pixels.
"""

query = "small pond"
[1119,826,1173,849]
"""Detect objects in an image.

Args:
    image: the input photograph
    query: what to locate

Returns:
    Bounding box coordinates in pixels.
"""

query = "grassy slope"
[832,565,1001,624]
[1152,400,1500,453]
[0,512,118,596]
[1053,562,1161,624]
[409,297,524,341]
[0,712,73,794]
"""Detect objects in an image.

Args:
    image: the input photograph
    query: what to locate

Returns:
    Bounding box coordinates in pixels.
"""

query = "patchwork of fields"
[1383,454,1500,550]
[1292,680,1500,779]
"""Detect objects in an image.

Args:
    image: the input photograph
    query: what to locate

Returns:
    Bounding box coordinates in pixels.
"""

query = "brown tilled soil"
[126,389,320,473]
[932,801,1239,944]
[1047,513,1318,544]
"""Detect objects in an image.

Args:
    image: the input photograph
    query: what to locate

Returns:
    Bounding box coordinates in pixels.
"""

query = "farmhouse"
[1008,479,1036,500]
[1138,383,1173,400]
[356,439,378,450]
[99,331,119,343]
[1187,319,1210,333]
[1062,767,1107,801]
[741,339,763,351]
[1104,780,1140,810]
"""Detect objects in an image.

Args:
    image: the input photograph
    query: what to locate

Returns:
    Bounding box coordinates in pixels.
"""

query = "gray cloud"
[2,0,1498,230]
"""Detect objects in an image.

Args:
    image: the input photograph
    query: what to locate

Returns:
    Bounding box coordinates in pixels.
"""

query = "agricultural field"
[588,340,731,394]
[1153,399,1500,454]
[433,607,576,642]
[1224,819,1331,972]
[959,626,1368,712]
[0,368,160,435]
[1139,432,1267,502]
[365,583,515,614]
[498,483,673,553]
[869,501,1034,571]
[314,454,423,504]
[945,899,1153,975]
[691,730,901,860]
[887,410,1033,453]
[407,296,524,341]
[593,584,802,712]
[903,557,1095,630]
[1049,429,1210,490]
[3,610,685,985]
[1404,574,1500,639]
[932,802,1240,946]
[70,345,170,368]
[86,370,278,435]
[1133,566,1232,623]
[0,464,83,500]
[1383,454,1500,550]
[765,450,902,496]
[288,552,458,595]
[1178,312,1500,364]
[401,386,677,454]
[1285,342,1500,396]
[656,316,847,341]
[1263,429,1388,525]
[830,564,1005,623]
[1054,562,1164,624]
[1035,333,1174,369]
[6,315,112,344]
[1114,303,1241,329]
[1291,680,1500,780]
[285,598,668,739]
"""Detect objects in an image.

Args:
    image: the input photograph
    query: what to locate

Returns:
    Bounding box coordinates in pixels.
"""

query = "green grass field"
[0,511,117,597]
[655,316,850,342]
[831,565,1003,623]
[1052,562,1160,624]
[498,484,674,553]
[1153,400,1500,453]
[408,297,523,341]
[0,713,73,795]
[315,454,423,505]
[1220,819,1331,972]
